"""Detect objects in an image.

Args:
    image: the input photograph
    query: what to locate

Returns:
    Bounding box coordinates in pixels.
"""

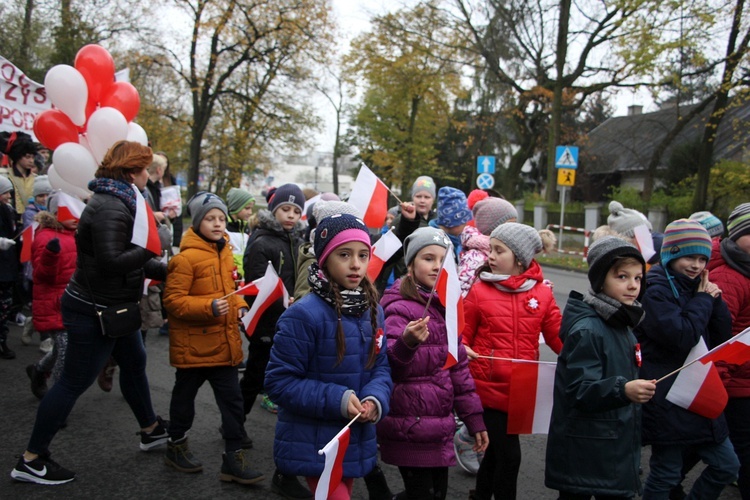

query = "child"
[264,214,393,500]
[378,226,487,499]
[225,187,255,281]
[26,192,78,399]
[636,219,738,499]
[429,186,473,262]
[162,192,264,485]
[462,222,563,500]
[545,236,656,499]
[0,175,18,359]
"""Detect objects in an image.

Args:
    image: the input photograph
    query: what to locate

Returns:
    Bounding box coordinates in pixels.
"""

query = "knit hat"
[490,223,542,269]
[411,176,436,199]
[387,206,399,217]
[473,197,518,236]
[586,236,645,294]
[187,191,228,231]
[313,200,361,222]
[436,187,472,228]
[404,227,451,266]
[660,219,712,270]
[0,176,12,195]
[689,211,724,238]
[467,189,489,210]
[264,186,277,203]
[0,131,39,163]
[314,214,371,268]
[33,175,53,198]
[226,188,255,215]
[727,203,750,242]
[607,201,652,238]
[268,183,304,214]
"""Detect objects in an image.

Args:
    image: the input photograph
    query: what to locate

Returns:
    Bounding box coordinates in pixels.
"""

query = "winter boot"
[364,465,393,500]
[164,437,203,473]
[220,449,265,485]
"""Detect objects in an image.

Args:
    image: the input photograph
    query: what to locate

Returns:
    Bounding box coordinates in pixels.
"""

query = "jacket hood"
[559,291,598,343]
[34,210,64,231]
[257,209,303,234]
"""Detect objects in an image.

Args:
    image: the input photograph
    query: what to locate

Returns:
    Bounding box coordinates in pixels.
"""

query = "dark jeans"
[559,492,632,500]
[169,366,244,452]
[475,408,521,500]
[239,341,272,415]
[27,295,158,454]
[643,439,739,500]
[726,397,750,500]
[398,466,449,500]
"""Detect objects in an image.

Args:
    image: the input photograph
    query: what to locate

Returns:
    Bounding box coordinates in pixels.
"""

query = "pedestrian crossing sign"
[555,146,579,169]
[557,168,575,187]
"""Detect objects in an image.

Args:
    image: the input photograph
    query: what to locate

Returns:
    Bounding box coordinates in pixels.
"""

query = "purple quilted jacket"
[377,280,486,467]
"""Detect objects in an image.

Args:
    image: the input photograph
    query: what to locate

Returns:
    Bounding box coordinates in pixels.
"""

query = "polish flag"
[666,338,728,419]
[367,230,402,281]
[142,278,163,295]
[348,164,388,228]
[507,361,556,434]
[241,262,289,337]
[20,222,38,263]
[699,327,750,366]
[302,194,321,221]
[131,185,162,256]
[56,192,86,222]
[437,251,464,370]
[234,281,259,296]
[633,225,656,263]
[316,426,351,500]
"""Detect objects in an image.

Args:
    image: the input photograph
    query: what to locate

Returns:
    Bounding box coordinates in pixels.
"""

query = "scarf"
[479,271,537,293]
[721,237,750,279]
[583,289,645,329]
[88,178,137,214]
[308,262,369,316]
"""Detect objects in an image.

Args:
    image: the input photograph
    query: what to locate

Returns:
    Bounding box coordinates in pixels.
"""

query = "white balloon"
[44,65,89,127]
[87,107,129,164]
[127,122,148,146]
[48,164,92,199]
[53,143,98,192]
[78,133,95,158]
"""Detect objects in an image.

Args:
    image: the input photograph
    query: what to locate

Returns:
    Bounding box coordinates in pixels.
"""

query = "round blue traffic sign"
[477,173,494,189]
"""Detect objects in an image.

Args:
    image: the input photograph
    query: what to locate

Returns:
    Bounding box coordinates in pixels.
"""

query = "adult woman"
[11,141,168,485]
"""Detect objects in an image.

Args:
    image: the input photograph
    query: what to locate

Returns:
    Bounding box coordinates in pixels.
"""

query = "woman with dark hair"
[11,140,169,486]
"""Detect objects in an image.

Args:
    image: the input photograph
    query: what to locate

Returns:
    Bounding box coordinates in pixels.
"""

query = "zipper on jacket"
[278,250,284,275]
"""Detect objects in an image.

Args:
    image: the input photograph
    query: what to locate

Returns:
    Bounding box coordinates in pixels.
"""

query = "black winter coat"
[67,192,166,306]
[635,265,732,445]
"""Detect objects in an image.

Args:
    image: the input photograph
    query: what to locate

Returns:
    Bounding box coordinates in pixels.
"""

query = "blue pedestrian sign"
[555,146,579,169]
[477,156,496,174]
[476,173,495,189]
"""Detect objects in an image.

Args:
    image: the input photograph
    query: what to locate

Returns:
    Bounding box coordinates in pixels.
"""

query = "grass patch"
[537,252,589,272]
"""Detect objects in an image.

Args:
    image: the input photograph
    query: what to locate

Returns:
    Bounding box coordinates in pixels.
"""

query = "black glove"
[46,238,61,254]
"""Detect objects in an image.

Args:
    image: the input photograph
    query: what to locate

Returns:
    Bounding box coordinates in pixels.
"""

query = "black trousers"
[168,365,244,452]
[398,466,449,500]
[558,492,632,500]
[239,341,272,415]
[474,408,521,500]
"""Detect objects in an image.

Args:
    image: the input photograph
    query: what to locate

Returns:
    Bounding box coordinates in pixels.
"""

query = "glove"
[46,238,61,254]
[0,237,16,251]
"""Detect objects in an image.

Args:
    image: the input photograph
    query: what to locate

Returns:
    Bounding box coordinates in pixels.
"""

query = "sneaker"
[139,416,169,451]
[218,426,253,449]
[39,338,53,354]
[26,364,48,400]
[219,449,265,485]
[454,423,483,474]
[271,469,313,499]
[164,437,203,473]
[11,453,76,485]
[14,312,27,326]
[21,318,34,345]
[260,394,278,414]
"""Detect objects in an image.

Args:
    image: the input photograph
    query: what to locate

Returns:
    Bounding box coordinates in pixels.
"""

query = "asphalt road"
[0,266,740,499]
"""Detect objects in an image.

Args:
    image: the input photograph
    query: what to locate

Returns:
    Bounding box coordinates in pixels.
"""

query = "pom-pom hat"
[314,214,371,268]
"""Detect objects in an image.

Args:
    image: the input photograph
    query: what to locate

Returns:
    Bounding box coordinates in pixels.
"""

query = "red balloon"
[74,45,115,104]
[100,81,140,122]
[34,109,79,150]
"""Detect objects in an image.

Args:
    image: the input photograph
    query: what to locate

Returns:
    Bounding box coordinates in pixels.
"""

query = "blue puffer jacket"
[265,292,393,479]
[635,264,732,445]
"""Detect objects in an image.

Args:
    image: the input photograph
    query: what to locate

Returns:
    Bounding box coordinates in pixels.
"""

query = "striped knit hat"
[660,220,712,295]
[727,203,750,242]
[689,211,724,238]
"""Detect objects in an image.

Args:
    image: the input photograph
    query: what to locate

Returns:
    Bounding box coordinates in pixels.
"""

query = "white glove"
[0,237,16,251]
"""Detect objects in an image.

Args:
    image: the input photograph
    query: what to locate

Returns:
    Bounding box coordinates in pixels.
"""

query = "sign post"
[555,146,579,252]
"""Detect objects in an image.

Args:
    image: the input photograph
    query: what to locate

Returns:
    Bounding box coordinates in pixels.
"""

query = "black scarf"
[583,290,645,329]
[721,238,750,279]
[308,262,369,316]
[88,178,137,214]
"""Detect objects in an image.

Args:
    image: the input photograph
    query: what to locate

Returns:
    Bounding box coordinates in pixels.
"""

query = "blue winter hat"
[689,211,724,238]
[436,186,472,228]
[268,183,304,214]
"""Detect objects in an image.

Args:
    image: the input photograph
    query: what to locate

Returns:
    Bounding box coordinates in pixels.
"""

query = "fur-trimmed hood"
[256,209,304,233]
[34,210,64,231]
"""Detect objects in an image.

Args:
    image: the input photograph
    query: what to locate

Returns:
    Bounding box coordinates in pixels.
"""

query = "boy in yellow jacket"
[162,192,264,485]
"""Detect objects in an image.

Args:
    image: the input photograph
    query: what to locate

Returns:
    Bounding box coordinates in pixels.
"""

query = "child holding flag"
[162,192,264,484]
[545,236,656,499]
[462,223,562,500]
[635,219,738,499]
[378,226,487,499]
[265,214,392,500]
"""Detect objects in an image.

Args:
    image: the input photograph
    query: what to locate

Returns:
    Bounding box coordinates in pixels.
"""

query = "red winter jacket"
[462,260,563,412]
[708,237,750,398]
[32,212,77,332]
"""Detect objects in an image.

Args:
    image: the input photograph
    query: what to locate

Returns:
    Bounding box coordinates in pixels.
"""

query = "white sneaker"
[39,338,53,354]
[21,318,34,345]
[454,423,483,474]
[14,312,27,326]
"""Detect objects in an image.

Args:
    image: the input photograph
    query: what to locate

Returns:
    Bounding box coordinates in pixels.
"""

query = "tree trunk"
[332,106,341,195]
[20,0,34,64]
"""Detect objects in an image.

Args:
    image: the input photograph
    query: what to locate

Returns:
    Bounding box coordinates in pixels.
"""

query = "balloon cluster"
[33,45,148,198]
